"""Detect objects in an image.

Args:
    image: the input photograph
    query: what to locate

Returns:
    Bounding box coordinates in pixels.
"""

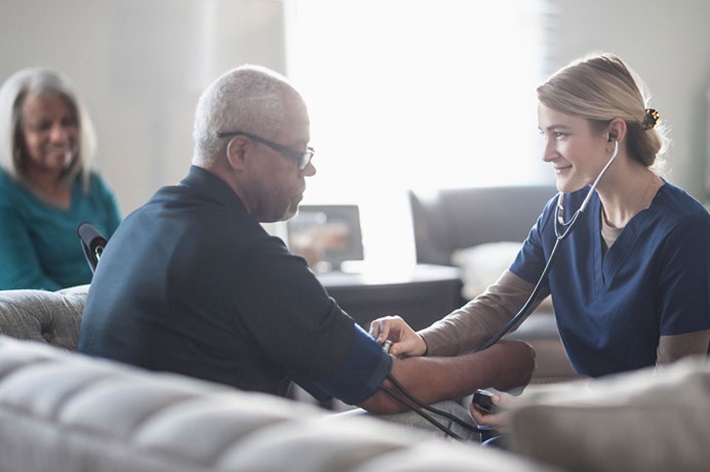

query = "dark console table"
[318,264,464,331]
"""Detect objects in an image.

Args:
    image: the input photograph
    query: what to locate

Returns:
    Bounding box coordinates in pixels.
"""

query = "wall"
[0,0,286,214]
[1,0,709,251]
[546,0,710,199]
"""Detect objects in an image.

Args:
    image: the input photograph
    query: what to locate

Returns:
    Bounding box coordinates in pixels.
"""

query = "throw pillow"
[509,358,710,472]
[451,242,553,311]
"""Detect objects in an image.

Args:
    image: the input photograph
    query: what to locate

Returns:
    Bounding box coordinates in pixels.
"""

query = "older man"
[78,65,534,428]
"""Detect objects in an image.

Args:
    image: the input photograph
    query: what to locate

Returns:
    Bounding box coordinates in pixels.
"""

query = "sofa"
[2,285,710,471]
[0,285,561,472]
[409,186,579,383]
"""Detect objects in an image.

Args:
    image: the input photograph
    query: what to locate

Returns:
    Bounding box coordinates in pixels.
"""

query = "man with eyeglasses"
[78,65,534,439]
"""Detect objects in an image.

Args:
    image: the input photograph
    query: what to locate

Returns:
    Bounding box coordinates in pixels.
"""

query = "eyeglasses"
[216,130,314,170]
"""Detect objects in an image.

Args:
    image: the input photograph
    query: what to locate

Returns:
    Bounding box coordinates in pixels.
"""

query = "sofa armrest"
[0,285,88,350]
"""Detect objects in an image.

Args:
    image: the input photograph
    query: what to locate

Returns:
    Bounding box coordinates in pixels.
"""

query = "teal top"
[0,168,122,290]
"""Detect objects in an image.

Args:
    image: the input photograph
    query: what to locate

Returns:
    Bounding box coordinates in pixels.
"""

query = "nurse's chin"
[555,178,589,195]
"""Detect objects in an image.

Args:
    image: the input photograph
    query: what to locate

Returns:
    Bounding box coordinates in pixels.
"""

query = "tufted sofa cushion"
[0,285,89,350]
[0,336,557,472]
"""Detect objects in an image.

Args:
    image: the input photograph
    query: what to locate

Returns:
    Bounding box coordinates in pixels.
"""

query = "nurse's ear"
[606,118,627,145]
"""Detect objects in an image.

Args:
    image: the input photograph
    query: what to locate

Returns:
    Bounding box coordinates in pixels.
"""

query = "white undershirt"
[600,216,623,253]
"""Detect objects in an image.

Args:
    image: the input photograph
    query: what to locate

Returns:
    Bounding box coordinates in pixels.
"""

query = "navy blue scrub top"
[511,182,710,377]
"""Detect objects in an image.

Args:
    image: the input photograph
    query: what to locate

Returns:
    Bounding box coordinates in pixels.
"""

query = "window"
[284,0,550,268]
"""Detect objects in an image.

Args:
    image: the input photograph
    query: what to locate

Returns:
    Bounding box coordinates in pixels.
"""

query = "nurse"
[370,52,710,409]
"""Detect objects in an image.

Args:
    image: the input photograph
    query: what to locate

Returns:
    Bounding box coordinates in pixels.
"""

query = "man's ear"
[225,137,248,170]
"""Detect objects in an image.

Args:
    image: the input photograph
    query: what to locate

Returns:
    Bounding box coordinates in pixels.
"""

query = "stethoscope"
[475,140,619,351]
[554,140,619,239]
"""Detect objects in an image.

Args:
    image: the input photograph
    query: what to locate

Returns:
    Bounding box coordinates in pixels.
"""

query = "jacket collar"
[179,165,247,212]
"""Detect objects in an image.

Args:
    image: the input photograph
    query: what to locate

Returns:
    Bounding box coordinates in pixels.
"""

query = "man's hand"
[369,315,427,357]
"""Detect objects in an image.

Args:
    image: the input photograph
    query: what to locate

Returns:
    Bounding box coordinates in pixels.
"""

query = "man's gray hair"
[0,67,97,190]
[192,64,300,164]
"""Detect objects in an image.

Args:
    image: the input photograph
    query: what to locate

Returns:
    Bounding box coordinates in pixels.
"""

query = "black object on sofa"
[408,186,580,383]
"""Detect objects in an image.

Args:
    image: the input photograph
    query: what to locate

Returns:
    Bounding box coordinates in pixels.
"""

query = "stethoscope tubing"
[475,235,565,352]
[475,141,619,352]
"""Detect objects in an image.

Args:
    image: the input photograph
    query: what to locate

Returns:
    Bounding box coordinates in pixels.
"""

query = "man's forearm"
[359,340,535,414]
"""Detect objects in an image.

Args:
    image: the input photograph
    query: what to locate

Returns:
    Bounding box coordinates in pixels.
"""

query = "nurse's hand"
[470,391,514,433]
[369,315,427,358]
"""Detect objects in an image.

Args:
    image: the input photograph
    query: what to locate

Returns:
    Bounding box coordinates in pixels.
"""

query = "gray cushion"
[509,358,710,471]
[0,285,88,350]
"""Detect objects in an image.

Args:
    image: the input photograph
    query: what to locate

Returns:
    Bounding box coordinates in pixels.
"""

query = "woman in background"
[0,67,121,290]
[370,52,710,429]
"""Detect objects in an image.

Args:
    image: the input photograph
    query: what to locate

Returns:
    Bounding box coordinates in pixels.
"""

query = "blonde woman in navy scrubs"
[370,52,710,417]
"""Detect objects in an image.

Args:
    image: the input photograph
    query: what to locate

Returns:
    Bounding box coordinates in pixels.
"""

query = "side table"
[317,264,463,331]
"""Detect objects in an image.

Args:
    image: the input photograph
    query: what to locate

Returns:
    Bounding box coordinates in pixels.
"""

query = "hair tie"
[644,108,660,130]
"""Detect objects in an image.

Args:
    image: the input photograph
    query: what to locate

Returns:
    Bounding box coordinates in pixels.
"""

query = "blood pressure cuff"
[295,324,393,405]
